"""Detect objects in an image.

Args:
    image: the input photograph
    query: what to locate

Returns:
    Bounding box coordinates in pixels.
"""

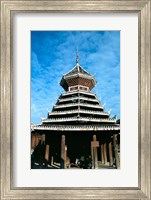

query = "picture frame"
[0,0,150,199]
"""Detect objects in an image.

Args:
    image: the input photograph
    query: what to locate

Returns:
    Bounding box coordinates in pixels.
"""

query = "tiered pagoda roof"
[34,51,120,131]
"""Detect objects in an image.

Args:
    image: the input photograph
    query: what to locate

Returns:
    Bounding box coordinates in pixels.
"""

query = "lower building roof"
[33,124,120,131]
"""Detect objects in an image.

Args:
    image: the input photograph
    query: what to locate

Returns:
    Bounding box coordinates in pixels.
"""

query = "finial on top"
[76,48,80,71]
[76,48,79,64]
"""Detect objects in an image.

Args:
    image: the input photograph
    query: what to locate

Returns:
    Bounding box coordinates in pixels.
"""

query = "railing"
[42,117,116,123]
[54,103,103,109]
[48,109,109,115]
[62,90,96,97]
[59,96,99,103]
[69,84,89,92]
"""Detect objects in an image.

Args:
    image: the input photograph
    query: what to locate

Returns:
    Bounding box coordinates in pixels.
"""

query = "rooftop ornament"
[60,50,96,91]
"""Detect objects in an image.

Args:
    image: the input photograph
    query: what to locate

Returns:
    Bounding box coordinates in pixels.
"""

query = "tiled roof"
[64,65,91,77]
[33,124,120,131]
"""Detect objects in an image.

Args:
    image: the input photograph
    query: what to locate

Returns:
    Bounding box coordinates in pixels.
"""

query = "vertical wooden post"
[31,135,36,149]
[41,134,45,144]
[35,135,39,146]
[93,135,98,169]
[101,144,104,164]
[51,156,54,165]
[61,135,66,169]
[91,146,94,169]
[45,144,50,162]
[113,134,120,169]
[109,141,113,166]
[103,143,107,164]
[65,145,68,168]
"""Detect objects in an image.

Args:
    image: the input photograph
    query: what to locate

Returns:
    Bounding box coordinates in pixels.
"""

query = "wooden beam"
[61,135,66,169]
[109,141,113,166]
[101,143,104,164]
[103,143,107,164]
[45,144,50,162]
[92,135,98,169]
[113,134,120,169]
[41,134,45,144]
[31,135,36,149]
[91,146,94,169]
[35,135,39,146]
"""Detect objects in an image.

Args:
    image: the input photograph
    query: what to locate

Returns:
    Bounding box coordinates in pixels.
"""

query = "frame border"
[0,0,150,199]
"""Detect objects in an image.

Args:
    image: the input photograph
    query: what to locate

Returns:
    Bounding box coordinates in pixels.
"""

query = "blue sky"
[31,31,120,124]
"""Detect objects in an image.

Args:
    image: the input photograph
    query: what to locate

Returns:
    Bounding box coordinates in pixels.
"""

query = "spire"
[76,48,80,71]
[76,48,79,64]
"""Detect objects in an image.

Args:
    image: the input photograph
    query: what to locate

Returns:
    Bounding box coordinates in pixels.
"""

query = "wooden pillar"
[101,144,104,164]
[45,144,50,162]
[113,134,120,169]
[61,135,66,169]
[103,143,107,164]
[91,146,94,168]
[109,141,113,166]
[35,135,39,146]
[93,135,98,169]
[65,145,70,168]
[31,135,36,149]
[51,156,54,165]
[41,134,45,144]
